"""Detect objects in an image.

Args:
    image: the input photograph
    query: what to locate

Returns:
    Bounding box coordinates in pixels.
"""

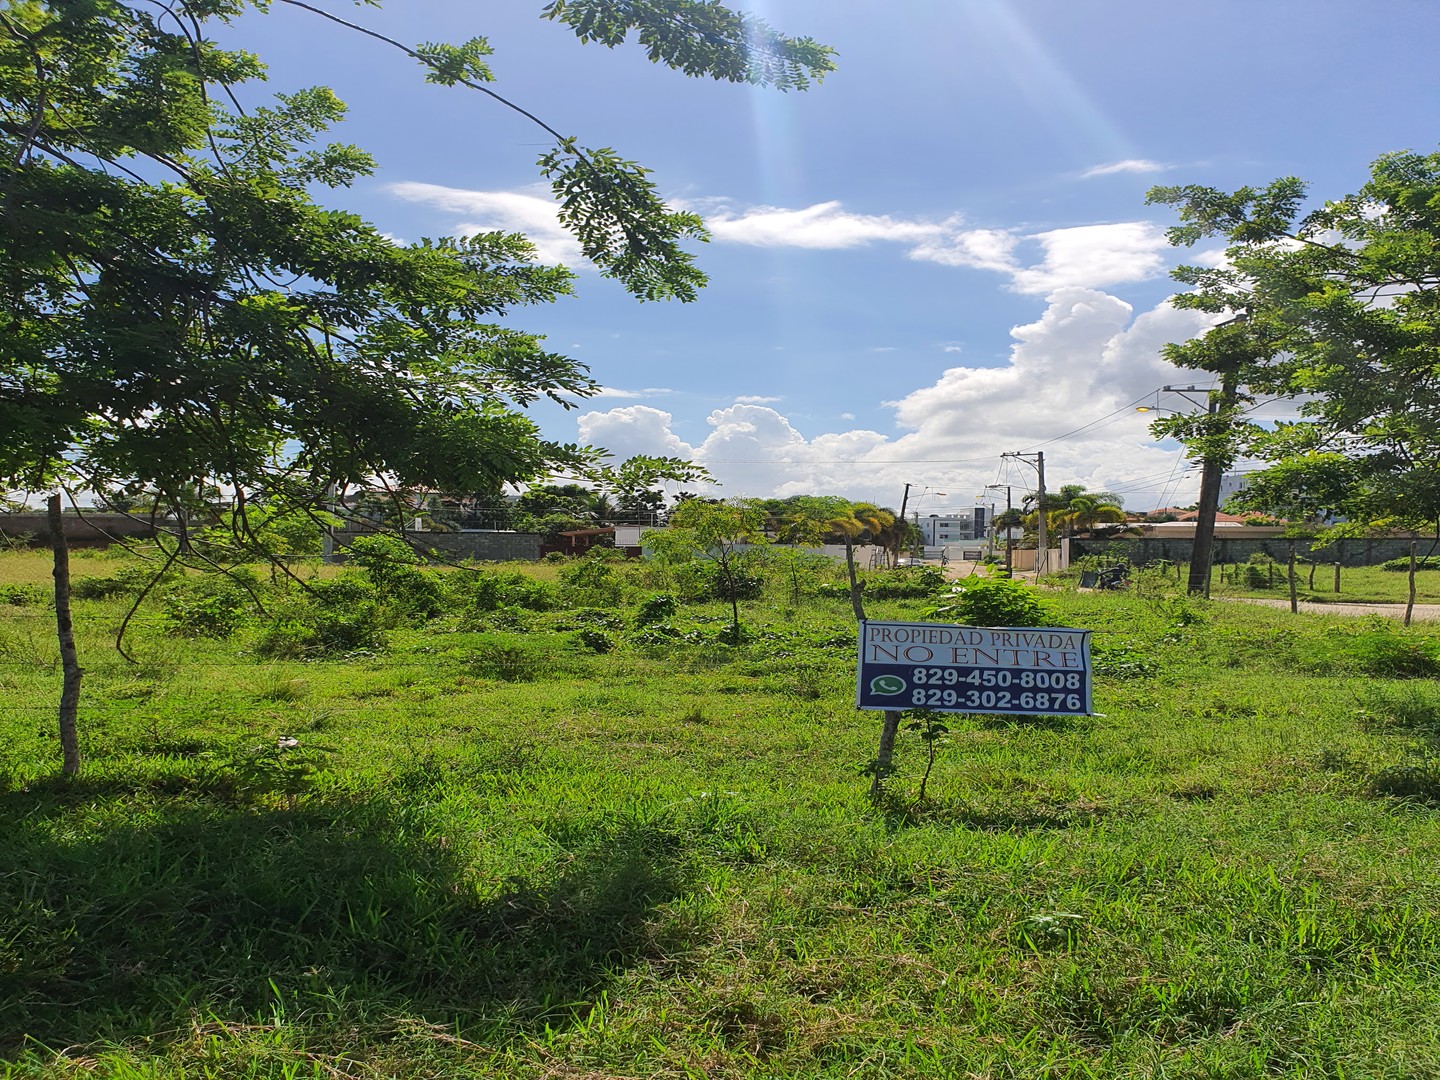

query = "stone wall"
[333,528,541,563]
[0,512,165,545]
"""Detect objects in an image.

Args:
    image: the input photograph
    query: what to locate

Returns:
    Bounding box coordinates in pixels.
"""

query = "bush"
[71,562,179,600]
[252,583,391,659]
[455,570,556,612]
[1381,556,1439,572]
[158,574,255,638]
[635,593,679,626]
[0,583,47,606]
[672,560,763,603]
[343,533,445,620]
[860,566,946,599]
[925,576,1052,627]
[1344,630,1440,678]
[558,558,624,605]
[576,627,616,653]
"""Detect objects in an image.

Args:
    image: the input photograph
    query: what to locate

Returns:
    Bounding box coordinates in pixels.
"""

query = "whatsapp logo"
[869,674,906,696]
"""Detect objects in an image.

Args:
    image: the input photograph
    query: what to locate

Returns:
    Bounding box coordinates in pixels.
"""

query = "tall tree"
[1148,150,1440,545]
[0,0,828,773]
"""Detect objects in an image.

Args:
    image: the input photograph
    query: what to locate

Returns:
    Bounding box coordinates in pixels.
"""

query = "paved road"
[1228,597,1440,621]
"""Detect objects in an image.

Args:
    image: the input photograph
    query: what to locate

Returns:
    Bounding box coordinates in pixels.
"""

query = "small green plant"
[576,627,615,653]
[925,575,1052,627]
[635,593,679,626]
[0,583,46,606]
[158,574,255,638]
[470,639,544,681]
[904,708,950,802]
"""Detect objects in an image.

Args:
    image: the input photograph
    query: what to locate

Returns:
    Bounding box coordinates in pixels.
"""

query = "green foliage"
[343,535,445,620]
[1149,151,1440,532]
[9,549,1440,1075]
[925,575,1053,627]
[1382,556,1438,572]
[452,570,556,612]
[576,627,616,653]
[635,593,679,626]
[158,576,254,639]
[0,582,47,606]
[558,557,624,605]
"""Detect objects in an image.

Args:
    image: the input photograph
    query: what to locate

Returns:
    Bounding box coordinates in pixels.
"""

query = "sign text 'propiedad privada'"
[855,620,1094,716]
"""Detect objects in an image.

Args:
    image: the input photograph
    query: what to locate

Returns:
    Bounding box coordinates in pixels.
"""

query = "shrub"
[343,533,445,619]
[1344,630,1440,678]
[71,562,179,599]
[559,558,624,605]
[555,607,623,630]
[1381,556,1439,572]
[0,583,47,606]
[860,566,946,599]
[252,587,390,659]
[455,570,556,612]
[672,560,763,603]
[635,593,679,626]
[158,574,255,638]
[925,576,1052,627]
[576,627,616,653]
[469,638,545,681]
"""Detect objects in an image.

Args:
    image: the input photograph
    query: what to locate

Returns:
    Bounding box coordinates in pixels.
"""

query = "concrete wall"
[1070,531,1437,567]
[0,512,166,545]
[333,528,541,563]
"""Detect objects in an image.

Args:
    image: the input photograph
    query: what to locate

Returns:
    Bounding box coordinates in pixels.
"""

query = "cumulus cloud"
[1081,159,1170,178]
[572,289,1215,507]
[1008,223,1172,295]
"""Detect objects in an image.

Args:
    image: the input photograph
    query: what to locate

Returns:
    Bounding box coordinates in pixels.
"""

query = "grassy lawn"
[1075,557,1440,606]
[5,548,1440,1077]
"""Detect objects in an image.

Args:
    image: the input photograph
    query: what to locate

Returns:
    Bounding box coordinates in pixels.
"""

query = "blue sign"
[856,620,1093,716]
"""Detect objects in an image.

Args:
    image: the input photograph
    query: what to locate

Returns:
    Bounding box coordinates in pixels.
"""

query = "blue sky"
[222,1,1440,514]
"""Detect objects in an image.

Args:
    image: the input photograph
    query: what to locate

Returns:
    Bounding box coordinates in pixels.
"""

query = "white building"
[916,508,988,545]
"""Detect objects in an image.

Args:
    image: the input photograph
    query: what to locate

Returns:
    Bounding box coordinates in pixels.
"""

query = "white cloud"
[572,288,1215,508]
[1008,223,1172,295]
[909,227,1019,273]
[591,386,676,399]
[577,405,695,462]
[387,181,581,266]
[735,394,782,404]
[703,199,1168,294]
[940,342,964,354]
[389,184,1173,295]
[701,200,946,249]
[1081,159,1170,178]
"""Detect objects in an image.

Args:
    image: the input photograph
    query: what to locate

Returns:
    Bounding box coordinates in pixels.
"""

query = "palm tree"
[1052,495,1128,536]
[826,501,894,623]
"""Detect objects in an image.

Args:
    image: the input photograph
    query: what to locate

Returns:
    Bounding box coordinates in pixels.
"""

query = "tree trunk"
[1334,562,1341,594]
[844,536,867,623]
[49,494,82,776]
[1296,538,1307,613]
[870,710,900,804]
[1406,541,1418,628]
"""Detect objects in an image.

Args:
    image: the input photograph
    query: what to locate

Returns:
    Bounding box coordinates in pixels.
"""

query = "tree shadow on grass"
[0,779,687,1058]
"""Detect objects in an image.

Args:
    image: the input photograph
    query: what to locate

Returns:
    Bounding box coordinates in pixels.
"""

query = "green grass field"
[5,548,1440,1078]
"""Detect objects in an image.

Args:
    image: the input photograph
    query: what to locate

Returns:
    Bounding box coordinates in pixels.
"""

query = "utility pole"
[984,484,1013,575]
[1001,451,1046,576]
[1182,376,1239,596]
[894,482,912,568]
